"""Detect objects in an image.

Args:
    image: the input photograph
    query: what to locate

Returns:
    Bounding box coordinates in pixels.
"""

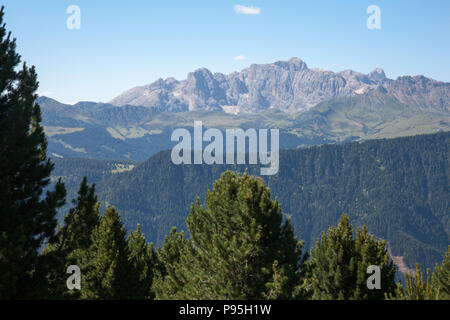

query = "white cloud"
[37,91,54,96]
[233,55,246,61]
[233,5,261,15]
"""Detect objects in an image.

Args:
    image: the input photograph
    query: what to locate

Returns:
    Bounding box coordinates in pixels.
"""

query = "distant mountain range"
[109,57,450,114]
[37,58,450,160]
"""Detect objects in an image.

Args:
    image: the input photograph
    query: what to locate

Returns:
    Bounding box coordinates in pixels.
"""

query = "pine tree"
[80,206,130,299]
[127,224,157,299]
[42,177,100,299]
[264,260,292,299]
[353,225,397,299]
[158,170,305,299]
[432,246,449,300]
[306,214,356,299]
[305,214,396,300]
[0,6,66,299]
[57,177,100,253]
[393,264,439,300]
[153,227,192,299]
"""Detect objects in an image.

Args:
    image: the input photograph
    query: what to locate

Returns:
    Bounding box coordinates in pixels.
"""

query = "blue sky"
[2,0,449,104]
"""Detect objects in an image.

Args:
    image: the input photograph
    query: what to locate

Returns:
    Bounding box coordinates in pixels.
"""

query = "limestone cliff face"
[110,57,450,113]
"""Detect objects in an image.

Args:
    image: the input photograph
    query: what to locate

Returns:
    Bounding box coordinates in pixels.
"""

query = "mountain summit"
[109,58,450,114]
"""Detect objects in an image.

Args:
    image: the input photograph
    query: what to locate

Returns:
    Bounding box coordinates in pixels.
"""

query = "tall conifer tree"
[305,214,396,299]
[127,224,157,299]
[0,6,66,299]
[432,246,449,300]
[388,264,440,300]
[57,177,99,253]
[153,228,192,299]
[157,170,305,299]
[80,207,130,299]
[43,177,100,299]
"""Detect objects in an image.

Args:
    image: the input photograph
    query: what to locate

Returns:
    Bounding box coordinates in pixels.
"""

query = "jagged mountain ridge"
[109,57,450,113]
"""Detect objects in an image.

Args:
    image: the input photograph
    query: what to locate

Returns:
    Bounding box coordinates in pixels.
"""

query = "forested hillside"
[53,131,449,271]
[40,91,449,161]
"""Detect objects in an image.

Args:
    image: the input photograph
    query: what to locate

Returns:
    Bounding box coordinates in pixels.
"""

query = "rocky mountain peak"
[273,57,308,71]
[368,68,387,82]
[109,58,449,113]
[189,67,214,79]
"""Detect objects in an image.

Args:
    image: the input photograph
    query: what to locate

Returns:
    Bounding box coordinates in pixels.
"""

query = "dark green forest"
[53,131,449,271]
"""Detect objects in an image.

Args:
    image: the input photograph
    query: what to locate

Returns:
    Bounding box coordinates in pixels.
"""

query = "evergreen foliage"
[80,206,130,299]
[432,245,450,300]
[304,215,396,299]
[44,182,157,300]
[153,227,192,299]
[0,6,66,299]
[387,263,440,300]
[155,171,305,299]
[127,224,157,299]
[42,177,100,299]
